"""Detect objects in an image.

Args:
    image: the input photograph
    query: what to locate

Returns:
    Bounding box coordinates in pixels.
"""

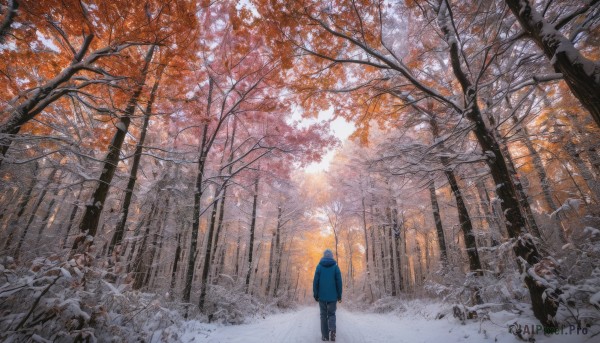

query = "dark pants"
[319,300,337,338]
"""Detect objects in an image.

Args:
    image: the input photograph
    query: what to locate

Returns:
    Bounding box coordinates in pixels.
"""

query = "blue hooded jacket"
[313,253,342,302]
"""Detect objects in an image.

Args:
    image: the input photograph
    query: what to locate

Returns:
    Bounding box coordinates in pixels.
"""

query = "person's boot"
[321,337,329,341]
[330,330,336,341]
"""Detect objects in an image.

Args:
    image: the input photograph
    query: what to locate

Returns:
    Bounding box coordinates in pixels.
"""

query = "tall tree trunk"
[273,246,284,297]
[266,206,281,296]
[415,240,423,287]
[198,185,221,310]
[75,45,155,248]
[368,182,383,296]
[0,187,16,228]
[377,224,387,294]
[437,0,527,235]
[429,115,482,274]
[204,117,238,288]
[182,77,213,308]
[428,179,447,263]
[234,232,241,277]
[141,205,164,289]
[369,228,380,295]
[211,223,228,282]
[385,207,397,296]
[169,232,182,298]
[177,221,190,284]
[445,170,483,276]
[250,241,264,296]
[3,168,36,250]
[394,214,405,292]
[347,242,354,289]
[132,203,159,290]
[210,118,237,265]
[109,65,163,255]
[475,179,503,246]
[36,187,64,244]
[281,237,295,294]
[272,209,283,297]
[425,233,431,273]
[499,134,543,238]
[504,0,600,128]
[197,112,238,310]
[401,219,410,292]
[0,0,19,44]
[445,169,484,304]
[437,1,561,325]
[15,168,58,257]
[62,191,83,249]
[149,196,170,288]
[126,205,153,272]
[564,140,600,203]
[360,195,372,288]
[245,174,260,293]
[507,102,567,242]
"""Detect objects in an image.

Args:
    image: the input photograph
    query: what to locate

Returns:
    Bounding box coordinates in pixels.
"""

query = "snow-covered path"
[177,306,591,343]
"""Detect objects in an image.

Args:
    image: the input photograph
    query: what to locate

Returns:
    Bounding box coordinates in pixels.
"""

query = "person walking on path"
[313,248,343,341]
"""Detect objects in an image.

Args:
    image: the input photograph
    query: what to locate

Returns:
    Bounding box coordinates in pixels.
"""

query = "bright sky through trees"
[294,107,356,173]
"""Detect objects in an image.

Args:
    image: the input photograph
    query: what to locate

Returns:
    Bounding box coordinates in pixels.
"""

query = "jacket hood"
[319,256,336,267]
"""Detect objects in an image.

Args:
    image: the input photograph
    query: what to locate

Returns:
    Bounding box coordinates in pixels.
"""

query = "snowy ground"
[170,305,596,343]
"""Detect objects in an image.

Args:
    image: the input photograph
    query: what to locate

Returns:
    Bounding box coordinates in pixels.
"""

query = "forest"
[0,0,599,342]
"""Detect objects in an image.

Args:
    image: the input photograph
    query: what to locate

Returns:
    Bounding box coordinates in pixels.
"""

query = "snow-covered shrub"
[552,229,600,331]
[272,290,298,310]
[204,283,255,325]
[339,291,370,312]
[369,296,407,314]
[0,250,186,342]
[203,281,287,325]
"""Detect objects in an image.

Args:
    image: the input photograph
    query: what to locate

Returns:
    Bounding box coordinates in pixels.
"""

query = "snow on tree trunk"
[0,0,19,44]
[198,185,221,310]
[245,173,260,294]
[15,168,58,258]
[437,0,562,326]
[385,207,397,297]
[428,179,448,263]
[109,62,162,255]
[74,45,155,250]
[504,0,600,128]
[182,78,213,310]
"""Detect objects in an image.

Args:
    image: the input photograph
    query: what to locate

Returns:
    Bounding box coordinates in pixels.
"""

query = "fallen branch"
[14,275,61,331]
